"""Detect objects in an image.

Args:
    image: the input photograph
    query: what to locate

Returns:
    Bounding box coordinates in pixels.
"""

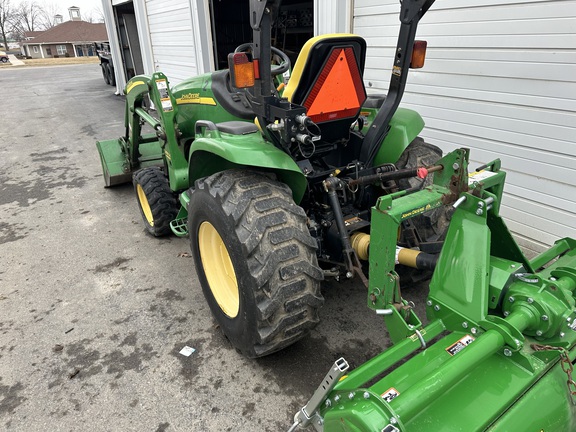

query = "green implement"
[292,149,576,431]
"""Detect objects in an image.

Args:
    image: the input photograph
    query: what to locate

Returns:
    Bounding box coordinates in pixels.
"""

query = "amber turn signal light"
[410,40,427,69]
[228,52,255,88]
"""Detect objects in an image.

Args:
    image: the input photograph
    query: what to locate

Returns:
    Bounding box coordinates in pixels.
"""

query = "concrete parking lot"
[0,64,428,431]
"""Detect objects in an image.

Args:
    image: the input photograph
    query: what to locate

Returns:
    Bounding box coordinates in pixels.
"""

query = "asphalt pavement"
[0,64,429,431]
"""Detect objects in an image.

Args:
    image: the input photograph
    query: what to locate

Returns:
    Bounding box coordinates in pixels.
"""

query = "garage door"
[354,0,576,253]
[145,0,198,84]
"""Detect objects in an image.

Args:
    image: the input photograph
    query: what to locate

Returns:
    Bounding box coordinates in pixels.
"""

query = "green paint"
[189,128,307,203]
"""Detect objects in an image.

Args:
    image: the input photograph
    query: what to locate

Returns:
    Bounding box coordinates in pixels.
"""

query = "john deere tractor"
[98,0,576,429]
[97,0,448,358]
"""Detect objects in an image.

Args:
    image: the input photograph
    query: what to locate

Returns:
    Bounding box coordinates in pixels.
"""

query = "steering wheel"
[234,43,291,76]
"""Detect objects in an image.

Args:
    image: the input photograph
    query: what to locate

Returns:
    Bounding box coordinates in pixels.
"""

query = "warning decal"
[381,387,400,403]
[156,79,173,112]
[446,334,475,356]
[468,169,497,185]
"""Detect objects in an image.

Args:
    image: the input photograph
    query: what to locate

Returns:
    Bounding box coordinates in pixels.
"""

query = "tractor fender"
[372,108,425,166]
[188,133,307,204]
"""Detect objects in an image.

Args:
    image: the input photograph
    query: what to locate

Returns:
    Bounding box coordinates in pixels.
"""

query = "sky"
[45,0,104,21]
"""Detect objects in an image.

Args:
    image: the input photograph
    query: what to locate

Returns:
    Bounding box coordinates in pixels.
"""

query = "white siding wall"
[145,0,198,84]
[354,0,576,253]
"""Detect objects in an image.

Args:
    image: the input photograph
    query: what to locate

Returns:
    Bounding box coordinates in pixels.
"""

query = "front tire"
[188,170,324,358]
[133,167,178,236]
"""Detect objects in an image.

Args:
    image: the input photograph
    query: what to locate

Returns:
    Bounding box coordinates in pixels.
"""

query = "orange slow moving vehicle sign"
[303,47,367,123]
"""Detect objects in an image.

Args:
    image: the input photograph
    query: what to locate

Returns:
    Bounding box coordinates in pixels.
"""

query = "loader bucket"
[96,136,164,187]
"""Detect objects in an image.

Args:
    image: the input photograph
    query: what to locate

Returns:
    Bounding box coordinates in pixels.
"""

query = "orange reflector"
[303,47,367,123]
[410,40,427,69]
[228,52,255,88]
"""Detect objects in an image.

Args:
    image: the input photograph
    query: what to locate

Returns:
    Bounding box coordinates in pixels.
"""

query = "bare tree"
[10,0,42,40]
[0,0,15,50]
[83,7,105,24]
[38,1,59,29]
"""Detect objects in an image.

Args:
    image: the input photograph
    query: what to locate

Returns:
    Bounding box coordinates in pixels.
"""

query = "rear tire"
[188,170,324,358]
[133,167,178,236]
[101,63,110,85]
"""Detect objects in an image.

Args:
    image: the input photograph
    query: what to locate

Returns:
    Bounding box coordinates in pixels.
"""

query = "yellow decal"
[401,202,441,220]
[409,328,426,342]
[126,80,146,94]
[176,93,216,106]
[164,150,172,161]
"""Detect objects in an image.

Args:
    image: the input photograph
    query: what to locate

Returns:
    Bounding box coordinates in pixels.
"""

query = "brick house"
[20,7,107,59]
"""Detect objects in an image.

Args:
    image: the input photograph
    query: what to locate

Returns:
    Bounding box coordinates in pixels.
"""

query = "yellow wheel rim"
[136,184,154,226]
[198,221,239,318]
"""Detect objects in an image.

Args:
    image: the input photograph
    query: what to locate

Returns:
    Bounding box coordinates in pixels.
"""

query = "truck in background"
[95,42,114,86]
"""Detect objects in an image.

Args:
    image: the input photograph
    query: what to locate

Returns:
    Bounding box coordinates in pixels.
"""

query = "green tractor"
[98,0,576,429]
[97,0,447,358]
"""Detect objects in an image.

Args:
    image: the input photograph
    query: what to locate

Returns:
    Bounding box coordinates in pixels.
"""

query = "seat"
[283,34,367,143]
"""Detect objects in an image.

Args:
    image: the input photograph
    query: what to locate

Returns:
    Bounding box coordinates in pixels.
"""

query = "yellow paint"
[198,222,240,318]
[136,184,154,226]
[397,247,419,268]
[176,93,216,106]
[126,80,146,94]
[351,232,370,261]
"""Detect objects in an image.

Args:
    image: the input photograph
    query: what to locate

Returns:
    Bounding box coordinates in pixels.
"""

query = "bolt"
[325,399,331,407]
[363,392,370,399]
[568,317,573,322]
[504,311,510,317]
[462,322,468,329]
[317,419,323,426]
[471,327,478,335]
[390,417,398,424]
[346,271,353,279]
[504,348,512,357]
[511,264,516,268]
[426,300,433,307]
[508,296,515,303]
[536,330,543,336]
[476,209,483,216]
[348,392,355,400]
[560,332,566,338]
[514,339,521,347]
[550,277,557,281]
[434,305,440,311]
[477,201,484,208]
[334,395,340,403]
[452,163,460,171]
[527,297,534,304]
[541,315,549,321]
[408,325,414,330]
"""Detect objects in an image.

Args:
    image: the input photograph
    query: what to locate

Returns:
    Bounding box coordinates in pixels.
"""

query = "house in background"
[20,6,107,59]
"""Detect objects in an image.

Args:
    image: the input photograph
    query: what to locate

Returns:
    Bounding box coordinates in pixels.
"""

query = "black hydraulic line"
[359,0,436,167]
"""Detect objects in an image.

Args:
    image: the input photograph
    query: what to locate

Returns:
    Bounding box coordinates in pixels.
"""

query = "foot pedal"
[170,218,188,237]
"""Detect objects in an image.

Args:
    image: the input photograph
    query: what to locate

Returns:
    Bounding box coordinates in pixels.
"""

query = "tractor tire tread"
[133,167,178,237]
[190,170,323,357]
